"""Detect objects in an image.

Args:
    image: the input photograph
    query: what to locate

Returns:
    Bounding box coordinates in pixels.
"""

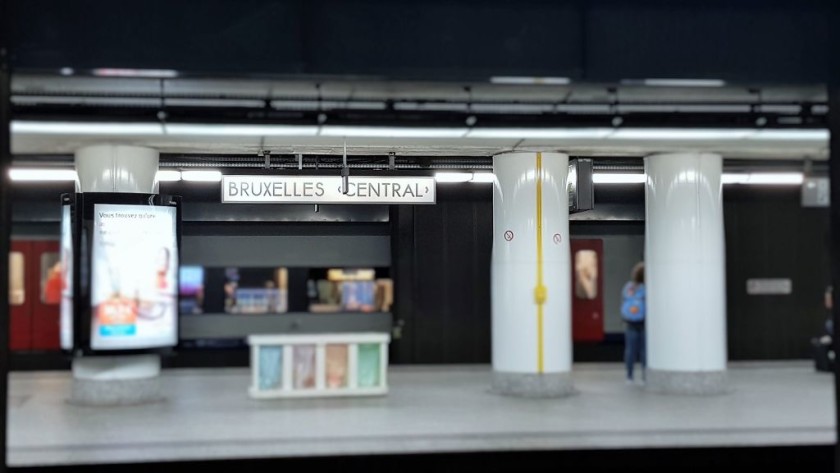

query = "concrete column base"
[68,355,163,406]
[491,371,575,398]
[645,369,729,396]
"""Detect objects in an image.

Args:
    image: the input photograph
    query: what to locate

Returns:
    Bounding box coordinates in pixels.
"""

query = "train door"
[31,241,61,350]
[8,240,61,351]
[9,241,31,350]
[571,239,604,342]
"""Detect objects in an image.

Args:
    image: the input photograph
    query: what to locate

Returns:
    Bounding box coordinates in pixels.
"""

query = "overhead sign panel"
[222,175,436,204]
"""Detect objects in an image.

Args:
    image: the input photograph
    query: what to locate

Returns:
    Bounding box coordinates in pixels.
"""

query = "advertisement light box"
[89,203,179,350]
[60,193,181,355]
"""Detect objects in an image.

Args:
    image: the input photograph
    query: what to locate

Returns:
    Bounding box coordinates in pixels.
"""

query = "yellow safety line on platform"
[535,152,546,373]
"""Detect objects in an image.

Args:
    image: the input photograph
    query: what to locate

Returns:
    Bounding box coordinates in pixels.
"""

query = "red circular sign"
[553,233,562,245]
[504,230,514,242]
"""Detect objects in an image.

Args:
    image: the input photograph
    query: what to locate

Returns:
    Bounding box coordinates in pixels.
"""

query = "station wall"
[9,179,831,364]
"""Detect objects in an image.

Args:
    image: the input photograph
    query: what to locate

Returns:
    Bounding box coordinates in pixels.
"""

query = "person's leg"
[639,325,647,381]
[625,327,636,380]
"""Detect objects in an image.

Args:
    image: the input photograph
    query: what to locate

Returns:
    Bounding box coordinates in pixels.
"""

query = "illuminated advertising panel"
[90,204,178,350]
[59,204,73,350]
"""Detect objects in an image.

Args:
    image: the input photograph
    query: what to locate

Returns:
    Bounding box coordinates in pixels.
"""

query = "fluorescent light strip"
[156,170,182,182]
[470,172,496,183]
[12,121,164,135]
[490,76,571,85]
[593,172,804,186]
[321,126,468,138]
[164,98,266,108]
[324,100,388,111]
[8,121,829,143]
[9,169,77,181]
[641,78,726,87]
[593,173,646,184]
[181,170,222,182]
[555,104,612,114]
[393,102,470,112]
[434,172,473,183]
[469,103,555,114]
[467,128,613,139]
[10,169,186,182]
[93,68,178,78]
[12,96,163,107]
[610,128,753,140]
[723,172,803,185]
[749,129,829,141]
[165,124,318,136]
[721,173,750,185]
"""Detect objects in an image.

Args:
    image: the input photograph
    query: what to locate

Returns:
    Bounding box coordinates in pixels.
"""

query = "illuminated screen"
[179,266,205,315]
[59,204,73,350]
[90,203,178,350]
[179,266,204,295]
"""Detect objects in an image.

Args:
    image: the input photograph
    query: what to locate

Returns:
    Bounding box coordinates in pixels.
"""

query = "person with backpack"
[621,262,646,384]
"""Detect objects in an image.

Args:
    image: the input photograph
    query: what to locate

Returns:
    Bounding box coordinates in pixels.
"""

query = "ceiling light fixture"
[490,76,571,86]
[156,170,182,182]
[724,172,803,185]
[748,129,829,141]
[609,128,753,140]
[467,128,613,139]
[593,172,805,186]
[8,121,829,145]
[592,173,646,184]
[92,68,179,78]
[181,170,223,182]
[165,124,319,136]
[639,78,726,87]
[12,121,164,135]
[9,168,77,182]
[470,172,496,183]
[434,172,473,183]
[320,126,468,138]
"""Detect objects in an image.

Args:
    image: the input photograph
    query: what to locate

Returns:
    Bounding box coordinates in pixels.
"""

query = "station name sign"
[221,175,436,204]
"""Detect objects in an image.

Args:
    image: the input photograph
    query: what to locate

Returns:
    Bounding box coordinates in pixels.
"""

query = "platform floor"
[7,362,836,466]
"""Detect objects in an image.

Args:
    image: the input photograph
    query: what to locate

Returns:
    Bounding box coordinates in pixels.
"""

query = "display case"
[248,333,389,399]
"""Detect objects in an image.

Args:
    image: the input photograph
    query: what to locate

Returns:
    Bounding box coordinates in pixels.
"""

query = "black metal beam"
[0,0,11,469]
[829,87,840,473]
[390,205,416,363]
[8,103,829,131]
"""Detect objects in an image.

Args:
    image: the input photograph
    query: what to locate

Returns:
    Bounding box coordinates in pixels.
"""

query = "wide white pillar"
[491,151,573,397]
[71,144,164,406]
[644,152,728,395]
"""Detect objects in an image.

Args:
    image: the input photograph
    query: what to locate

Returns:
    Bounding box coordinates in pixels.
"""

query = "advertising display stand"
[248,333,389,399]
[65,144,181,406]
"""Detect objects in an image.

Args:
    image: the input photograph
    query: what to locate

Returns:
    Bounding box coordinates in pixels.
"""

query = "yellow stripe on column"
[534,152,547,373]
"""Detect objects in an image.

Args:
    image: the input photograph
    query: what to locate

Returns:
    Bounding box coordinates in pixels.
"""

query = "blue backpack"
[621,282,646,322]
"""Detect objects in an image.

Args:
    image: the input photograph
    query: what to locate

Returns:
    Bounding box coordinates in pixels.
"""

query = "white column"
[75,144,159,194]
[644,152,728,395]
[491,151,574,397]
[70,144,164,406]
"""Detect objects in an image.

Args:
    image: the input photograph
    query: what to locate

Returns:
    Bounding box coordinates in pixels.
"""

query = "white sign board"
[222,175,436,204]
[746,278,792,295]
